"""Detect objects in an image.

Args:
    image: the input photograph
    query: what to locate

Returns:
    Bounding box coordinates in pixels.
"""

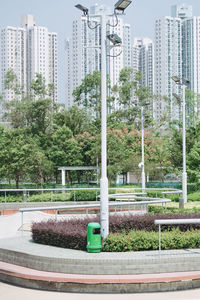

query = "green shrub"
[146,190,162,198]
[148,205,200,214]
[0,195,23,203]
[187,190,200,202]
[69,190,99,201]
[103,229,200,252]
[28,192,71,202]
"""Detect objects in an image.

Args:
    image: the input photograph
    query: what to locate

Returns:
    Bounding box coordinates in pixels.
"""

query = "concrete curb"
[1,261,200,293]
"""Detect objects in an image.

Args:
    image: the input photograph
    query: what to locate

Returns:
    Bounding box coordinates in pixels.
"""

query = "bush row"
[32,218,95,250]
[148,205,200,214]
[32,212,200,251]
[0,190,118,203]
[1,189,199,203]
[109,213,200,233]
[103,229,200,252]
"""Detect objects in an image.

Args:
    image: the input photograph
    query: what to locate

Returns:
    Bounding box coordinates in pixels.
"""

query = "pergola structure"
[58,166,100,186]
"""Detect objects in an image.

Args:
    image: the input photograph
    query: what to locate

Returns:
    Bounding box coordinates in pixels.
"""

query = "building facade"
[0,15,58,104]
[154,4,200,121]
[0,26,26,102]
[154,16,182,121]
[131,37,154,107]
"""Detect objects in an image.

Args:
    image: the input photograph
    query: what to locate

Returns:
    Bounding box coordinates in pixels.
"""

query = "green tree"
[48,125,83,183]
[187,142,200,182]
[72,71,101,117]
[54,105,92,136]
[0,128,51,187]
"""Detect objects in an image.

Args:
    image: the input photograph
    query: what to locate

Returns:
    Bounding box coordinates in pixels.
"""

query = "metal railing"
[154,218,200,252]
[0,187,181,203]
[19,198,171,233]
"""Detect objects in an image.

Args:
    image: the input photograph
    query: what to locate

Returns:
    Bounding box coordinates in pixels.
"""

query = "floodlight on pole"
[75,4,89,15]
[172,92,180,100]
[107,33,122,45]
[115,0,132,11]
[172,92,181,104]
[172,76,180,84]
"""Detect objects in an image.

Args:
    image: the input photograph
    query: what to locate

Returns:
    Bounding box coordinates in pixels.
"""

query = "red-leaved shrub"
[32,213,200,250]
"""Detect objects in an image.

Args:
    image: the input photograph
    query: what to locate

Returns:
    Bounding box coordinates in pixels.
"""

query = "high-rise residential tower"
[65,4,131,110]
[0,15,58,104]
[131,37,154,107]
[132,37,154,91]
[0,26,27,102]
[154,4,200,121]
[154,15,182,121]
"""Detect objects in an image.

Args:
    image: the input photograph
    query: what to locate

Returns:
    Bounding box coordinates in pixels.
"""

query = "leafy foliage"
[103,228,200,252]
[32,213,200,251]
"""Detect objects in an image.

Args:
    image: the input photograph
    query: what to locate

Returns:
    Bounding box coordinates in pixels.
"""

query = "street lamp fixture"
[115,0,132,12]
[172,76,180,84]
[172,92,181,103]
[75,4,89,15]
[107,33,122,45]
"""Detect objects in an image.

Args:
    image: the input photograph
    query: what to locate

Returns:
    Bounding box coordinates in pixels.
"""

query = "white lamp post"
[172,76,190,204]
[76,1,132,239]
[141,106,145,191]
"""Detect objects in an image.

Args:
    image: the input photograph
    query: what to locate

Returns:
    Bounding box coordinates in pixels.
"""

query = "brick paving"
[1,212,200,292]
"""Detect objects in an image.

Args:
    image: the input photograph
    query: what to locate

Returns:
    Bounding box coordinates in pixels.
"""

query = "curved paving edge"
[1,261,200,293]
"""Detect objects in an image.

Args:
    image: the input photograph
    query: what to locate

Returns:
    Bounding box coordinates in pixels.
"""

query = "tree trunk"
[86,171,89,185]
[77,171,81,184]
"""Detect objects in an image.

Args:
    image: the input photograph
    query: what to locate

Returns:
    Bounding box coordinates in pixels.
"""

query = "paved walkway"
[1,212,200,292]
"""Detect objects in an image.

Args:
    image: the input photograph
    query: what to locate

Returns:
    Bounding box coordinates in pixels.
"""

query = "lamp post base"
[100,177,109,239]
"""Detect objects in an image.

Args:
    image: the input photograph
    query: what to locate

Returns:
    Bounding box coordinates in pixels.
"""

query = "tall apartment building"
[154,4,200,121]
[131,38,154,107]
[0,26,26,102]
[154,16,182,121]
[0,15,58,104]
[182,17,200,97]
[132,38,154,90]
[65,4,131,110]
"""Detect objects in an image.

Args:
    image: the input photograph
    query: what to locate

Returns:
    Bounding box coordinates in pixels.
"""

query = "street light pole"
[100,13,109,239]
[141,106,145,191]
[75,1,132,239]
[172,76,189,204]
[182,84,187,204]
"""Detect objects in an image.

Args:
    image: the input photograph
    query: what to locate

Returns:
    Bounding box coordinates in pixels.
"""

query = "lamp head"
[138,162,143,168]
[114,0,132,12]
[172,93,181,102]
[107,33,122,45]
[183,78,190,85]
[172,76,180,84]
[75,4,89,15]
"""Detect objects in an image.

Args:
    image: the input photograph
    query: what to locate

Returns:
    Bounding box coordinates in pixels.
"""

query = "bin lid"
[88,222,101,228]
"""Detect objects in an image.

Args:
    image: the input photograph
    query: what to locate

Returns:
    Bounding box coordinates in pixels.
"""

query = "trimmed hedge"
[0,190,118,203]
[148,206,200,214]
[109,213,200,233]
[103,229,200,252]
[32,217,99,250]
[32,213,200,251]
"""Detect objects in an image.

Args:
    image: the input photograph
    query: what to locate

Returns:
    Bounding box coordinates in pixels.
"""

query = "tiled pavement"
[1,212,200,292]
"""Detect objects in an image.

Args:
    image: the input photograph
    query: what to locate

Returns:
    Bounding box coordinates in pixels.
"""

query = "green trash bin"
[87,222,102,253]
